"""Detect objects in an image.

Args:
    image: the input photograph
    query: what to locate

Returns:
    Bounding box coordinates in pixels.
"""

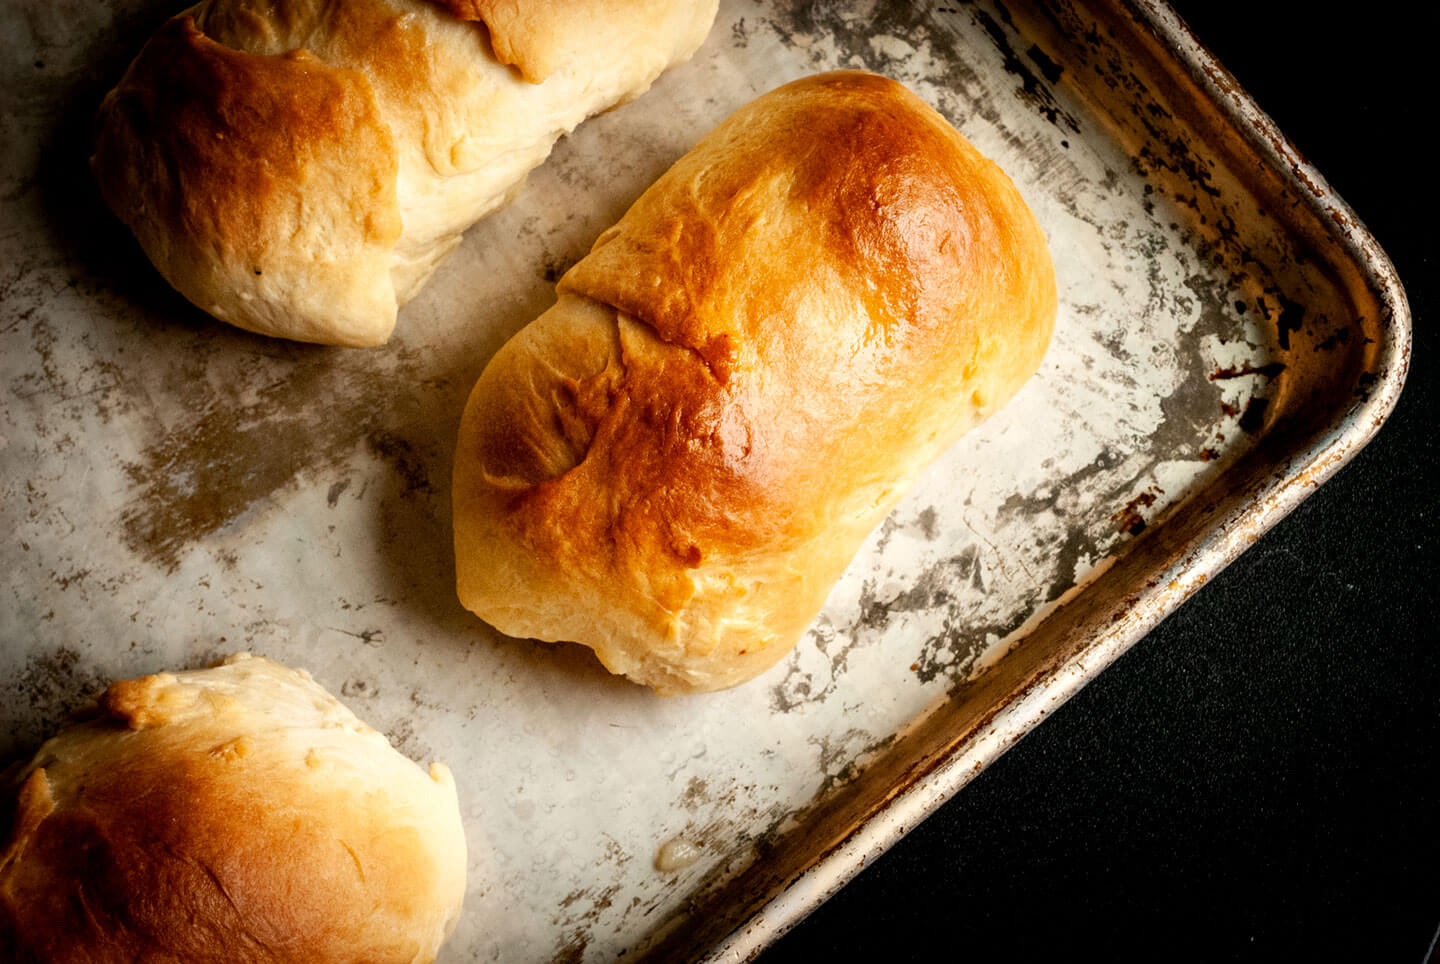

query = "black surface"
[761,4,1439,962]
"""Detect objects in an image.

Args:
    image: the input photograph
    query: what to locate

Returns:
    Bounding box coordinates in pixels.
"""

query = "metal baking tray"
[0,1,1408,961]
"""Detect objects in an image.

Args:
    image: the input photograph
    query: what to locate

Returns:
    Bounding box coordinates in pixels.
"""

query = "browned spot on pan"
[118,353,445,573]
[120,366,371,571]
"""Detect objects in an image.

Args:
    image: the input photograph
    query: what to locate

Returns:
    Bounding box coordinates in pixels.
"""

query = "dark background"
[762,3,1438,961]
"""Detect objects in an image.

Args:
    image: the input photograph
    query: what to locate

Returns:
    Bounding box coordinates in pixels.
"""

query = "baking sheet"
[0,1,1407,962]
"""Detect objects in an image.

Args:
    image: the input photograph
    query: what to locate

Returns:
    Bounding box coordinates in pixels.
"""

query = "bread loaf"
[0,654,466,963]
[92,0,717,346]
[452,71,1057,694]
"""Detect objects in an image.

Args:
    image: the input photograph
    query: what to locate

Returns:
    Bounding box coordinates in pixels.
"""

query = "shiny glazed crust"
[0,654,467,963]
[91,0,717,346]
[452,72,1058,694]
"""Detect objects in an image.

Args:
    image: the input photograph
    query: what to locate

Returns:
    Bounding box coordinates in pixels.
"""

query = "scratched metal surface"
[0,1,1407,962]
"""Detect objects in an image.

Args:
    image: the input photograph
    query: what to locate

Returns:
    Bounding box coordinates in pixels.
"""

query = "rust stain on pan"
[1113,488,1159,536]
[1209,361,1286,380]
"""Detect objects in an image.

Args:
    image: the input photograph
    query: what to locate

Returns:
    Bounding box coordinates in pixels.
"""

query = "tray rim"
[695,1,1413,959]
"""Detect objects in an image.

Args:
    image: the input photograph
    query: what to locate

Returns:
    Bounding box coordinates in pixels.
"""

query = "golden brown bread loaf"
[452,71,1057,694]
[0,654,466,963]
[92,0,717,346]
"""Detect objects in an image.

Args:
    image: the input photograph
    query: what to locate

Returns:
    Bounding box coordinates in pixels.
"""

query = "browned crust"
[1,747,427,962]
[94,15,401,251]
[454,71,1058,691]
[494,317,765,612]
[0,661,460,963]
[92,0,716,344]
[561,71,1035,380]
[541,70,1052,592]
[91,15,400,340]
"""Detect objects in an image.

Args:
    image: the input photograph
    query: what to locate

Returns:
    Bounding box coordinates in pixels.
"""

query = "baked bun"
[0,653,466,963]
[452,71,1057,694]
[92,0,717,346]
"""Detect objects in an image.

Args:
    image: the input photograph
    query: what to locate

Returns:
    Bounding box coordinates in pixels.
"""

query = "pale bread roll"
[0,654,466,963]
[92,0,717,346]
[452,72,1057,694]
